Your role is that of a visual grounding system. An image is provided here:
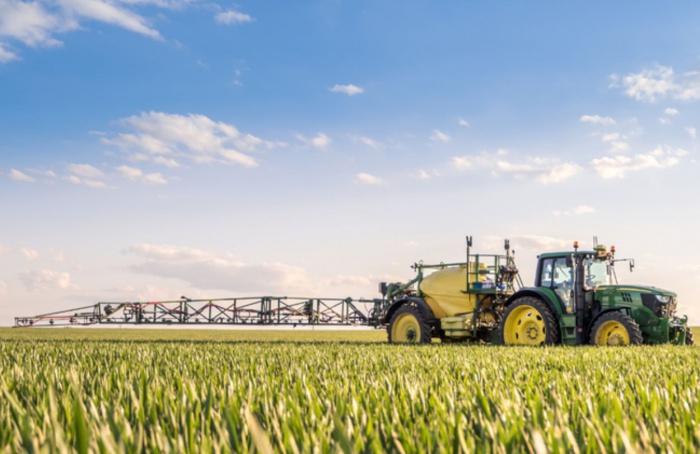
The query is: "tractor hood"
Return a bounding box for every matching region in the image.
[596,285,676,298]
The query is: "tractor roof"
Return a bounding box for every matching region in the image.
[538,250,597,259]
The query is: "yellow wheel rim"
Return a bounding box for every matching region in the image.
[594,320,630,346]
[503,305,547,345]
[391,313,421,343]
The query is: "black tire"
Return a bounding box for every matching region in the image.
[686,328,695,346]
[387,305,432,344]
[498,296,560,346]
[589,311,643,346]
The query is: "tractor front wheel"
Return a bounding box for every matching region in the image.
[388,305,432,344]
[590,311,643,346]
[686,327,695,346]
[499,297,560,346]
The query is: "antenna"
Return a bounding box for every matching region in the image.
[593,236,598,248]
[466,235,472,263]
[466,236,473,292]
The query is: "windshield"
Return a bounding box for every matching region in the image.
[584,258,610,287]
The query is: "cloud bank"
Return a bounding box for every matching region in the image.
[104,111,280,168]
[127,243,315,294]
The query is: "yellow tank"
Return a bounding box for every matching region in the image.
[419,264,485,318]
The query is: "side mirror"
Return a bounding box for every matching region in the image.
[629,260,635,272]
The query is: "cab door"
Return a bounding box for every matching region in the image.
[538,257,574,313]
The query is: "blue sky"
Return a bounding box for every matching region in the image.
[1,1,700,325]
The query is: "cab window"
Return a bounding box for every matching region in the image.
[539,258,554,287]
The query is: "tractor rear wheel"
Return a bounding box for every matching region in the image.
[686,327,695,346]
[388,305,432,344]
[499,297,559,346]
[590,311,643,346]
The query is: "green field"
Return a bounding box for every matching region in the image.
[1,327,699,453]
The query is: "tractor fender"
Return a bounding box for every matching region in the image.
[505,288,561,319]
[382,297,435,324]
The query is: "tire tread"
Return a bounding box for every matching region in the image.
[589,311,643,345]
[498,296,560,345]
[387,304,432,344]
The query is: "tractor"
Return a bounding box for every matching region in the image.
[380,237,693,346]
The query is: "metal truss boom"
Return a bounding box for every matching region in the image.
[14,296,386,328]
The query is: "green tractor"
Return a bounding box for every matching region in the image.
[381,237,693,346]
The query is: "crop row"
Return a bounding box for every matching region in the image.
[0,335,698,452]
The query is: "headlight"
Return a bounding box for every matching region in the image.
[656,295,671,304]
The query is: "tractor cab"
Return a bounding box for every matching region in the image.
[536,243,613,313]
[516,241,691,345]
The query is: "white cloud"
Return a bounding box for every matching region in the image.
[615,64,700,102]
[351,135,383,150]
[574,205,595,215]
[0,42,18,62]
[354,172,384,186]
[617,65,677,102]
[454,151,580,184]
[116,0,193,8]
[152,156,180,168]
[58,0,162,40]
[601,133,620,142]
[116,165,167,185]
[296,132,331,149]
[659,117,671,125]
[413,169,435,180]
[495,159,582,184]
[67,163,104,178]
[0,280,7,296]
[610,141,629,153]
[214,9,253,25]
[0,244,6,254]
[452,149,583,184]
[19,269,74,291]
[430,129,450,143]
[664,108,679,116]
[8,168,36,182]
[28,168,57,178]
[65,175,108,188]
[580,115,616,126]
[0,0,182,62]
[20,247,38,260]
[591,145,686,179]
[458,118,470,127]
[104,111,276,167]
[686,127,697,139]
[329,84,364,96]
[127,243,316,294]
[64,162,108,188]
[0,0,66,48]
[452,156,474,169]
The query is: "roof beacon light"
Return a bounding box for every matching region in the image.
[611,245,616,256]
[573,241,579,251]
